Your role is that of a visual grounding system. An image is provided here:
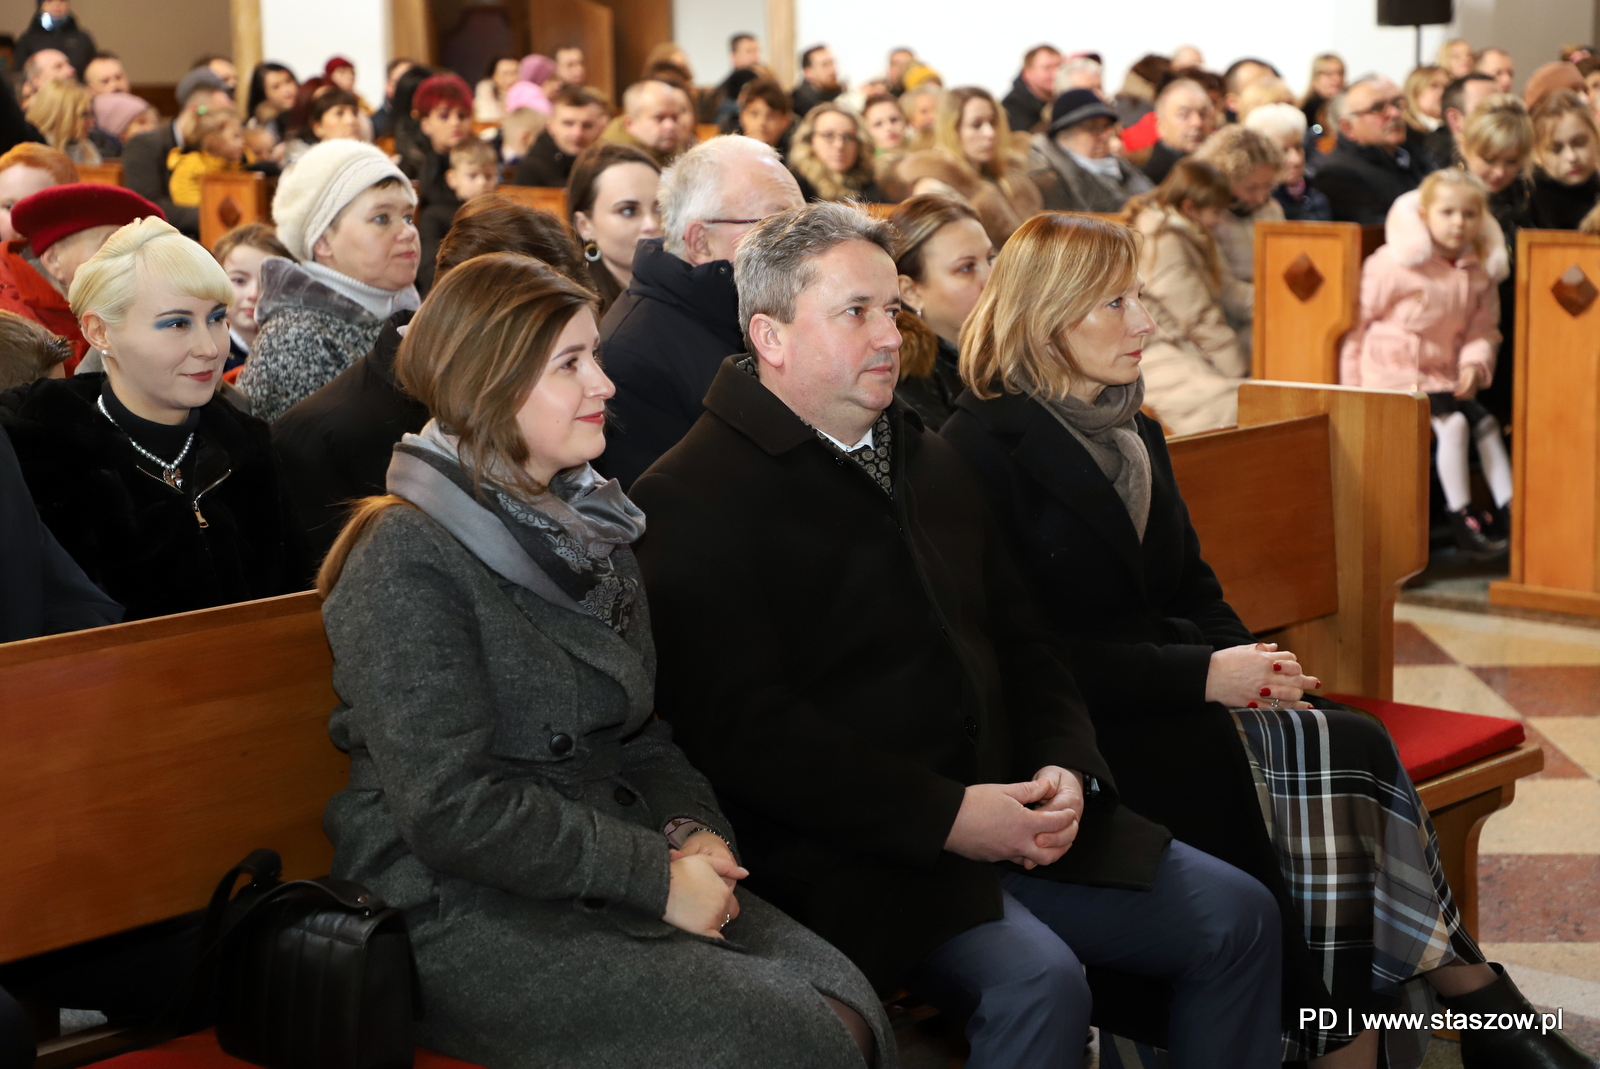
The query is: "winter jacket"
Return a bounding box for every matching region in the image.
[1210,197,1285,357]
[1140,140,1185,186]
[1272,182,1333,221]
[237,259,397,424]
[596,238,743,488]
[1529,169,1600,231]
[0,374,308,622]
[1028,135,1153,214]
[1001,75,1047,134]
[122,123,199,238]
[167,149,238,208]
[1339,190,1508,394]
[1130,205,1249,435]
[898,149,1044,247]
[14,11,96,81]
[1310,134,1424,225]
[272,310,423,563]
[511,130,577,188]
[791,81,842,119]
[0,238,87,371]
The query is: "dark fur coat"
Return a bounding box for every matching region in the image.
[0,375,310,621]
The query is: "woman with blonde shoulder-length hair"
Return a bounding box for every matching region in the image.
[26,78,101,165]
[316,251,891,1069]
[897,85,1042,246]
[0,216,308,621]
[940,210,1591,1069]
[788,103,892,204]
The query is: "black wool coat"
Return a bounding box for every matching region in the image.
[940,389,1327,1013]
[120,124,199,238]
[1529,169,1600,231]
[631,358,1170,993]
[597,239,744,488]
[1310,134,1424,226]
[0,375,309,622]
[511,131,577,188]
[273,310,423,565]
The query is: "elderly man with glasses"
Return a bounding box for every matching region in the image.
[598,134,805,487]
[1310,75,1425,224]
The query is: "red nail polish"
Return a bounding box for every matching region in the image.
[1247,701,1259,708]
[1260,687,1272,697]
[1315,681,1322,688]
[1272,663,1282,672]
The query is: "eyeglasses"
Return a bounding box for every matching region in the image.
[704,218,766,226]
[814,131,858,144]
[1352,96,1405,118]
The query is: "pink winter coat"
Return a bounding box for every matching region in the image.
[1339,189,1509,393]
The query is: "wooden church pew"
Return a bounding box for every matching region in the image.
[197,171,272,251]
[497,183,568,218]
[1489,229,1600,619]
[75,162,123,187]
[1251,221,1386,384]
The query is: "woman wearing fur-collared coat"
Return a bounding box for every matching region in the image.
[318,253,892,1069]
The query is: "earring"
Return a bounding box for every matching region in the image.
[583,242,601,263]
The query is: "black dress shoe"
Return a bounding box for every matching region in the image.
[1451,507,1509,560]
[1440,963,1597,1068]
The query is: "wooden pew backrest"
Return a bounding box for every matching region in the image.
[198,171,271,251]
[1169,381,1428,698]
[1490,229,1600,618]
[499,184,570,219]
[0,592,343,964]
[76,162,123,187]
[1252,220,1362,384]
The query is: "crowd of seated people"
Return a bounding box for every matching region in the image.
[3,18,1600,1069]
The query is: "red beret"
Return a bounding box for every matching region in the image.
[324,55,354,78]
[12,183,165,257]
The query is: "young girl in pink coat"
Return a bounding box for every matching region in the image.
[1340,169,1513,558]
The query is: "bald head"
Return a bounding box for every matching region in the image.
[1156,79,1214,153]
[84,56,129,96]
[623,80,690,156]
[24,49,73,90]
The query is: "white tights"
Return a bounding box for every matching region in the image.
[1432,411,1513,513]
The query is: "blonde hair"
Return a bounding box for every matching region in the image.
[318,252,596,594]
[1437,38,1475,69]
[189,107,241,157]
[1192,125,1283,184]
[1235,77,1294,122]
[1402,65,1448,131]
[1302,52,1344,107]
[26,79,93,154]
[960,212,1139,401]
[1418,168,1492,260]
[935,86,1021,188]
[69,217,233,327]
[1461,94,1533,163]
[789,103,877,201]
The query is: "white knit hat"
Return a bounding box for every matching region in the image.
[272,140,415,263]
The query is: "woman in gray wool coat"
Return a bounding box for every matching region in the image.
[316,251,892,1068]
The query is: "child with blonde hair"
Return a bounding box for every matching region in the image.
[1341,169,1513,557]
[167,108,246,208]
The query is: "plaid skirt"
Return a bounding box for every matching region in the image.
[1230,704,1485,1066]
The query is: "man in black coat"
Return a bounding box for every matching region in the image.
[630,203,1282,1067]
[13,0,95,81]
[1141,77,1214,186]
[0,421,121,641]
[120,68,230,239]
[597,135,803,487]
[791,44,843,118]
[511,88,605,187]
[1001,44,1060,133]
[1311,76,1425,225]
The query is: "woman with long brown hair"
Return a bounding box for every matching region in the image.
[566,141,662,312]
[316,251,890,1069]
[788,103,891,204]
[899,85,1042,246]
[941,210,1591,1069]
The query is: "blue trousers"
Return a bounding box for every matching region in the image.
[907,841,1281,1069]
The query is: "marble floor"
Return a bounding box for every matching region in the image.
[1395,601,1600,1062]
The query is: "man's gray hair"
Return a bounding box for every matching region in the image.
[735,201,895,347]
[659,134,785,258]
[1327,74,1383,128]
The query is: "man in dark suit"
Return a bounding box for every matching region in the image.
[630,202,1282,1067]
[119,67,230,238]
[1311,76,1426,225]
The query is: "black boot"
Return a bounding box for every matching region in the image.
[1440,963,1597,1067]
[1451,507,1509,559]
[1488,502,1512,543]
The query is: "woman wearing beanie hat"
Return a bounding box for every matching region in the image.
[92,91,160,146]
[236,139,421,422]
[0,182,163,373]
[0,216,309,621]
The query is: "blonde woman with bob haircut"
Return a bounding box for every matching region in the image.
[898,85,1042,246]
[25,78,101,165]
[315,250,889,1069]
[942,210,1580,1069]
[0,216,308,622]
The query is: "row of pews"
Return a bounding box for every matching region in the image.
[1255,221,1600,620]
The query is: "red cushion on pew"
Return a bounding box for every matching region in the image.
[87,1029,484,1069]
[1326,693,1525,782]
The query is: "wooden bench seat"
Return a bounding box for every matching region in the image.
[90,1029,480,1069]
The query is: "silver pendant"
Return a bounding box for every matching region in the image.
[164,467,183,491]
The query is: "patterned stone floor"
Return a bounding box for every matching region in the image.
[1395,602,1600,1063]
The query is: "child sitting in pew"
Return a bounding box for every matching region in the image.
[167,107,246,208]
[1340,168,1514,559]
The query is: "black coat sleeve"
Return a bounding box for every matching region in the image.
[632,469,969,870]
[121,132,199,238]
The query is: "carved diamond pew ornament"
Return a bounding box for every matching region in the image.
[1551,264,1598,317]
[1283,253,1324,302]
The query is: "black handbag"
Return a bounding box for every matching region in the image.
[192,848,420,1069]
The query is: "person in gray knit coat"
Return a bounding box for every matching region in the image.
[317,253,892,1068]
[238,140,422,423]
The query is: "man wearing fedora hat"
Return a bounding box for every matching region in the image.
[1028,88,1153,213]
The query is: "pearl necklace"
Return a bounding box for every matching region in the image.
[97,394,195,491]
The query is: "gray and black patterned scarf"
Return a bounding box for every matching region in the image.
[389,421,645,634]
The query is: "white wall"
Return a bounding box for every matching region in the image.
[260,0,390,107]
[792,0,1591,101]
[676,0,766,87]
